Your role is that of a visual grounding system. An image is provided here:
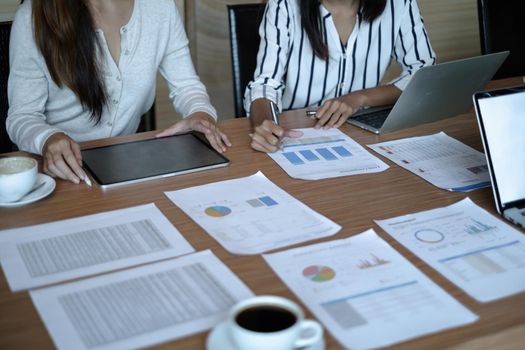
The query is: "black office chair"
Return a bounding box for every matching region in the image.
[0,21,16,154]
[477,0,525,79]
[137,101,156,132]
[227,3,267,118]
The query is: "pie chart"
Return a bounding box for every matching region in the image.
[204,205,232,217]
[414,229,444,243]
[302,265,335,282]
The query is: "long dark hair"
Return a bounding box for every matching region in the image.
[25,0,107,123]
[301,0,387,60]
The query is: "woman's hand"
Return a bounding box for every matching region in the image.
[248,98,303,153]
[42,133,88,184]
[156,112,231,153]
[313,86,401,129]
[250,120,303,153]
[314,91,367,129]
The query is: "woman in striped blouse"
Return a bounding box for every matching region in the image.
[245,0,435,152]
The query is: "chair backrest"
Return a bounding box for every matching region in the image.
[477,0,525,79]
[137,102,156,133]
[1,21,16,154]
[227,3,266,118]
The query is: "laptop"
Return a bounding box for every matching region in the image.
[347,51,509,134]
[82,133,229,189]
[473,85,525,228]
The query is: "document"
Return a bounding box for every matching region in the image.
[30,250,254,350]
[375,198,525,302]
[165,172,341,255]
[268,128,388,180]
[368,132,490,191]
[0,204,194,291]
[263,229,477,350]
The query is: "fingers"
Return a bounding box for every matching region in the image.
[156,114,232,154]
[43,136,84,184]
[315,99,353,129]
[250,133,281,153]
[315,100,341,129]
[194,119,228,153]
[71,141,82,163]
[250,120,284,153]
[203,126,227,153]
[220,131,232,148]
[69,141,88,180]
[188,115,232,153]
[315,102,330,122]
[284,129,304,138]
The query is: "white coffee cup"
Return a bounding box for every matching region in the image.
[0,156,38,203]
[228,295,323,350]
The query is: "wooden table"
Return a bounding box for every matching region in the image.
[1,77,524,350]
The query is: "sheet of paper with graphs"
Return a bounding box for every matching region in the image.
[268,128,388,180]
[263,229,477,350]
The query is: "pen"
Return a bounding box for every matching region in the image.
[270,101,280,126]
[306,110,317,118]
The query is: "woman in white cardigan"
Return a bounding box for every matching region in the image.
[7,0,231,184]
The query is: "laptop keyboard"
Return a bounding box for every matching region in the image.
[350,109,391,129]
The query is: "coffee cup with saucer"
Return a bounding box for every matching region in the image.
[206,295,325,350]
[0,156,56,207]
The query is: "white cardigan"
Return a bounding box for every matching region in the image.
[7,0,217,155]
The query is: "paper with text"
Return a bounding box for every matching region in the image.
[375,198,525,302]
[30,250,254,350]
[165,172,341,255]
[0,204,194,291]
[263,229,477,350]
[368,132,490,191]
[268,128,388,180]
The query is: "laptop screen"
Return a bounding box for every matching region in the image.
[476,88,525,207]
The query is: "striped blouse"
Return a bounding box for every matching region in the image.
[244,0,436,113]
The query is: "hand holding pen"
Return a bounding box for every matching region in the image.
[249,99,303,153]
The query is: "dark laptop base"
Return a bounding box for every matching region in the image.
[347,106,393,134]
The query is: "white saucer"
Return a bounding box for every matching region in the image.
[206,321,325,350]
[0,173,56,208]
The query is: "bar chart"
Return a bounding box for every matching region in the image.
[269,128,388,180]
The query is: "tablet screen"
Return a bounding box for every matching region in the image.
[82,133,229,187]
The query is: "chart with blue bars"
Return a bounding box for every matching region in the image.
[280,134,355,165]
[269,128,389,180]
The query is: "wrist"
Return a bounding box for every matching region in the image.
[189,111,216,123]
[340,91,368,109]
[249,98,273,130]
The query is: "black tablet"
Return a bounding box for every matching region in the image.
[81,133,229,188]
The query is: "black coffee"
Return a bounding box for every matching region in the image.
[235,305,297,333]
